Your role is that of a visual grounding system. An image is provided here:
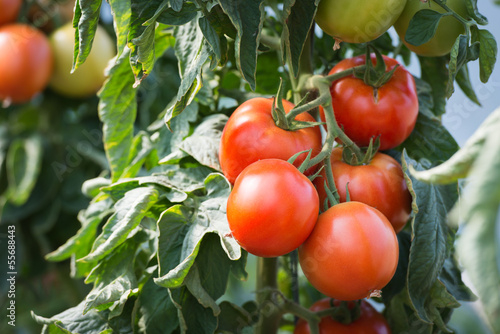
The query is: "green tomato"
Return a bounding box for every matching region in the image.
[394,0,468,57]
[315,0,406,43]
[49,23,115,98]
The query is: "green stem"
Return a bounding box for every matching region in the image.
[260,34,282,52]
[255,257,281,334]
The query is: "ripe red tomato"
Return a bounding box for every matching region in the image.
[219,97,323,184]
[294,299,391,334]
[315,0,406,44]
[0,0,22,25]
[0,24,53,104]
[227,159,319,258]
[324,55,418,150]
[314,148,411,233]
[49,23,115,98]
[299,201,398,301]
[394,0,467,57]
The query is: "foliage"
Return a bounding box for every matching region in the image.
[0,0,498,333]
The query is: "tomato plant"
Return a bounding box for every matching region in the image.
[294,299,391,334]
[219,97,322,184]
[299,201,399,301]
[227,159,319,257]
[314,147,411,233]
[394,0,468,57]
[49,23,115,98]
[0,0,21,25]
[314,0,405,44]
[0,23,53,104]
[323,54,418,150]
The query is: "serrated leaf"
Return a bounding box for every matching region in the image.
[218,0,266,90]
[155,174,240,288]
[281,0,320,78]
[46,197,114,262]
[6,134,43,206]
[414,77,435,120]
[178,114,228,171]
[455,63,480,106]
[156,2,198,25]
[472,27,498,83]
[418,56,448,117]
[465,0,488,25]
[73,0,102,71]
[447,34,469,98]
[80,187,159,262]
[401,151,458,323]
[97,47,136,182]
[397,113,459,163]
[405,9,445,46]
[135,278,178,334]
[439,257,476,302]
[108,0,131,55]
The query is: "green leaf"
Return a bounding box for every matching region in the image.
[217,301,255,332]
[439,257,476,302]
[447,34,469,98]
[177,114,228,171]
[281,0,319,78]
[454,111,500,332]
[135,278,179,334]
[199,4,235,66]
[156,2,198,25]
[410,107,500,184]
[397,113,459,163]
[218,0,266,90]
[80,187,159,262]
[72,0,102,71]
[471,27,498,83]
[464,0,488,25]
[45,197,114,263]
[166,20,211,126]
[405,9,446,46]
[382,232,411,304]
[169,287,218,334]
[414,77,435,120]
[97,48,136,182]
[120,131,154,179]
[5,134,43,206]
[401,152,458,323]
[155,174,240,288]
[108,0,131,55]
[418,56,448,117]
[455,64,481,106]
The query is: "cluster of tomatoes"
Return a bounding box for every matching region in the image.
[0,0,114,106]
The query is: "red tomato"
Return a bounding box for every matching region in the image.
[227,159,319,257]
[0,24,53,104]
[219,97,323,184]
[299,202,398,301]
[324,55,418,150]
[314,148,411,233]
[294,299,391,334]
[0,0,22,25]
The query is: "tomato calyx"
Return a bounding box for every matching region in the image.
[272,80,324,132]
[341,136,381,166]
[353,46,399,93]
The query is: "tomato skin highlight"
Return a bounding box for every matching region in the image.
[49,23,115,98]
[315,0,405,43]
[314,148,411,233]
[324,55,418,151]
[219,97,322,184]
[0,24,53,104]
[298,201,398,301]
[394,0,468,57]
[293,299,391,334]
[227,159,319,258]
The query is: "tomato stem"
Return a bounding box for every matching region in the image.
[255,257,281,334]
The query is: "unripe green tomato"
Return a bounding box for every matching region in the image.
[394,0,468,57]
[315,0,406,43]
[49,23,115,98]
